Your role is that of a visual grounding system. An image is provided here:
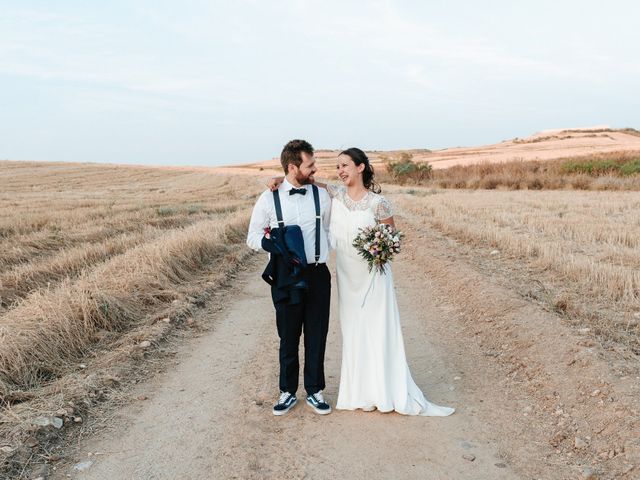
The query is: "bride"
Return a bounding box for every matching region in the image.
[271,148,454,416]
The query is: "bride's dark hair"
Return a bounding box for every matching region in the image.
[340,147,381,193]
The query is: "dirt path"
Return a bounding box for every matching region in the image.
[49,229,588,479]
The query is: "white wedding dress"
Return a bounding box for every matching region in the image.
[328,185,455,416]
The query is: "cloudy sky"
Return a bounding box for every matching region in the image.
[1,0,639,166]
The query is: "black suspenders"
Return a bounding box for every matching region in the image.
[272,185,321,265]
[312,185,320,265]
[272,188,285,229]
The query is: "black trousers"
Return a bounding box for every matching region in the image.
[274,263,331,396]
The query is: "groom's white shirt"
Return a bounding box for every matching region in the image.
[246,179,332,264]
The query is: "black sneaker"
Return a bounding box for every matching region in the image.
[273,391,297,416]
[306,390,331,415]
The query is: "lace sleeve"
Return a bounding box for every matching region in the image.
[374,195,393,221]
[325,183,343,199]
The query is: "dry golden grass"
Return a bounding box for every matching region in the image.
[407,151,640,191]
[0,161,261,475]
[3,157,639,475]
[1,215,247,388]
[395,188,640,351]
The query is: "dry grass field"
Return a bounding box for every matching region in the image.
[394,188,640,353]
[0,161,261,476]
[410,151,640,191]
[1,158,639,478]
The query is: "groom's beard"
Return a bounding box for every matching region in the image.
[295,171,314,185]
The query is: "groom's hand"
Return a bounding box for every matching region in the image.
[261,228,282,255]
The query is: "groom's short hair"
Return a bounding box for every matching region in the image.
[281,139,314,174]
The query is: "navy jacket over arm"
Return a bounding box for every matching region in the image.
[261,226,308,305]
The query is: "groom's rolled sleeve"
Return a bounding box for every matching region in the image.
[246,191,272,251]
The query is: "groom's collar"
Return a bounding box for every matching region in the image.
[282,178,308,192]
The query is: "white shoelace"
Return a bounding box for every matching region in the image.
[278,391,291,404]
[312,390,325,403]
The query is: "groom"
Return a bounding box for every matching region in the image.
[246,139,332,416]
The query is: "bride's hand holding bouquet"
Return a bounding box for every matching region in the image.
[352,223,404,274]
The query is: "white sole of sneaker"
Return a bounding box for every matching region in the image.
[306,399,332,415]
[272,398,297,416]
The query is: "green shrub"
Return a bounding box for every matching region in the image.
[156,206,177,216]
[561,158,640,176]
[385,153,433,184]
[186,203,204,215]
[620,159,640,175]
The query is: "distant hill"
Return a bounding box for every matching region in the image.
[220,127,640,177]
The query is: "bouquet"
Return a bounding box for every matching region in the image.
[352,223,404,274]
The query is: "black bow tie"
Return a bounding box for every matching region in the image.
[289,188,307,196]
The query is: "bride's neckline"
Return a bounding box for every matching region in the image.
[345,189,369,203]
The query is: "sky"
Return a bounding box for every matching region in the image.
[1,0,639,166]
